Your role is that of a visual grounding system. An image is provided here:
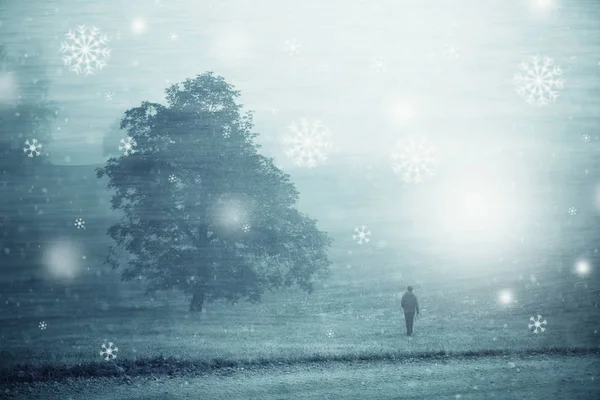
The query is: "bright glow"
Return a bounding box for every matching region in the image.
[435,179,517,241]
[499,290,513,304]
[44,240,82,279]
[575,259,591,276]
[532,0,556,10]
[210,25,252,65]
[131,18,147,34]
[0,72,17,105]
[390,99,418,125]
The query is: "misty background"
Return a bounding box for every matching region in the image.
[1,0,600,373]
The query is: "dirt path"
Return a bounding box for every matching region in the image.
[6,354,600,400]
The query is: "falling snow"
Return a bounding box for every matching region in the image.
[74,218,86,229]
[514,55,564,107]
[60,25,111,75]
[390,136,437,184]
[283,119,332,168]
[100,342,118,361]
[528,315,547,333]
[352,226,371,244]
[23,138,42,157]
[118,137,137,156]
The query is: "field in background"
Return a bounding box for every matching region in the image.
[1,164,599,371]
[1,250,598,370]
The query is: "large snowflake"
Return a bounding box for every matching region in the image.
[118,137,137,156]
[352,226,371,244]
[390,136,437,183]
[514,55,564,107]
[528,315,547,334]
[60,25,111,75]
[23,138,42,157]
[283,119,332,168]
[100,342,118,361]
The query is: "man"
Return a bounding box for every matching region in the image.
[401,286,420,336]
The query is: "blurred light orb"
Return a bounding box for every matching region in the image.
[131,18,147,34]
[390,99,418,125]
[533,0,555,9]
[0,72,17,105]
[575,259,591,276]
[44,240,82,279]
[499,290,513,304]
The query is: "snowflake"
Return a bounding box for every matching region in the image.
[39,321,47,330]
[242,223,251,232]
[390,136,437,184]
[104,92,113,101]
[168,174,178,183]
[284,39,301,56]
[568,207,577,216]
[582,134,591,142]
[223,126,231,139]
[283,119,332,168]
[23,138,42,157]
[352,226,371,244]
[444,45,459,59]
[326,329,335,338]
[74,218,86,229]
[528,314,547,333]
[514,55,564,107]
[169,32,178,41]
[100,342,118,361]
[118,137,137,156]
[60,25,111,75]
[371,56,386,73]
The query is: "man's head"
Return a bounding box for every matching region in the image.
[407,286,413,292]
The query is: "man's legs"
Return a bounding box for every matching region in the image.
[404,311,415,336]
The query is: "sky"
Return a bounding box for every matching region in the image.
[2,0,600,268]
[1,0,598,166]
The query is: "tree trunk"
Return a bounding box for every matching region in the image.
[189,289,205,312]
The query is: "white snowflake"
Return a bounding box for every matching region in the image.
[169,32,178,41]
[514,55,564,107]
[60,25,111,75]
[23,138,42,157]
[104,92,113,101]
[223,126,231,139]
[283,119,332,168]
[242,223,251,232]
[100,342,118,361]
[352,226,371,245]
[168,174,178,183]
[74,218,86,229]
[38,321,47,330]
[390,136,437,184]
[284,39,301,56]
[582,134,591,142]
[118,137,137,156]
[326,329,335,338]
[444,45,459,59]
[528,315,547,333]
[370,56,386,73]
[568,207,577,216]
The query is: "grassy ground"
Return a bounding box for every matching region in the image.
[1,261,598,372]
[6,353,600,399]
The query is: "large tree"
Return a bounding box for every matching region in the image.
[97,73,332,312]
[0,45,57,273]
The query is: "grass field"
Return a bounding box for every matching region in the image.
[1,251,598,374]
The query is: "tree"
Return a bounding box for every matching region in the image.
[97,73,332,312]
[0,45,57,274]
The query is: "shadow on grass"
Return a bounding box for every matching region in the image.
[2,346,599,385]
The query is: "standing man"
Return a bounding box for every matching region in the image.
[401,286,420,336]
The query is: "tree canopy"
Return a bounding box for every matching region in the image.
[97,72,332,312]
